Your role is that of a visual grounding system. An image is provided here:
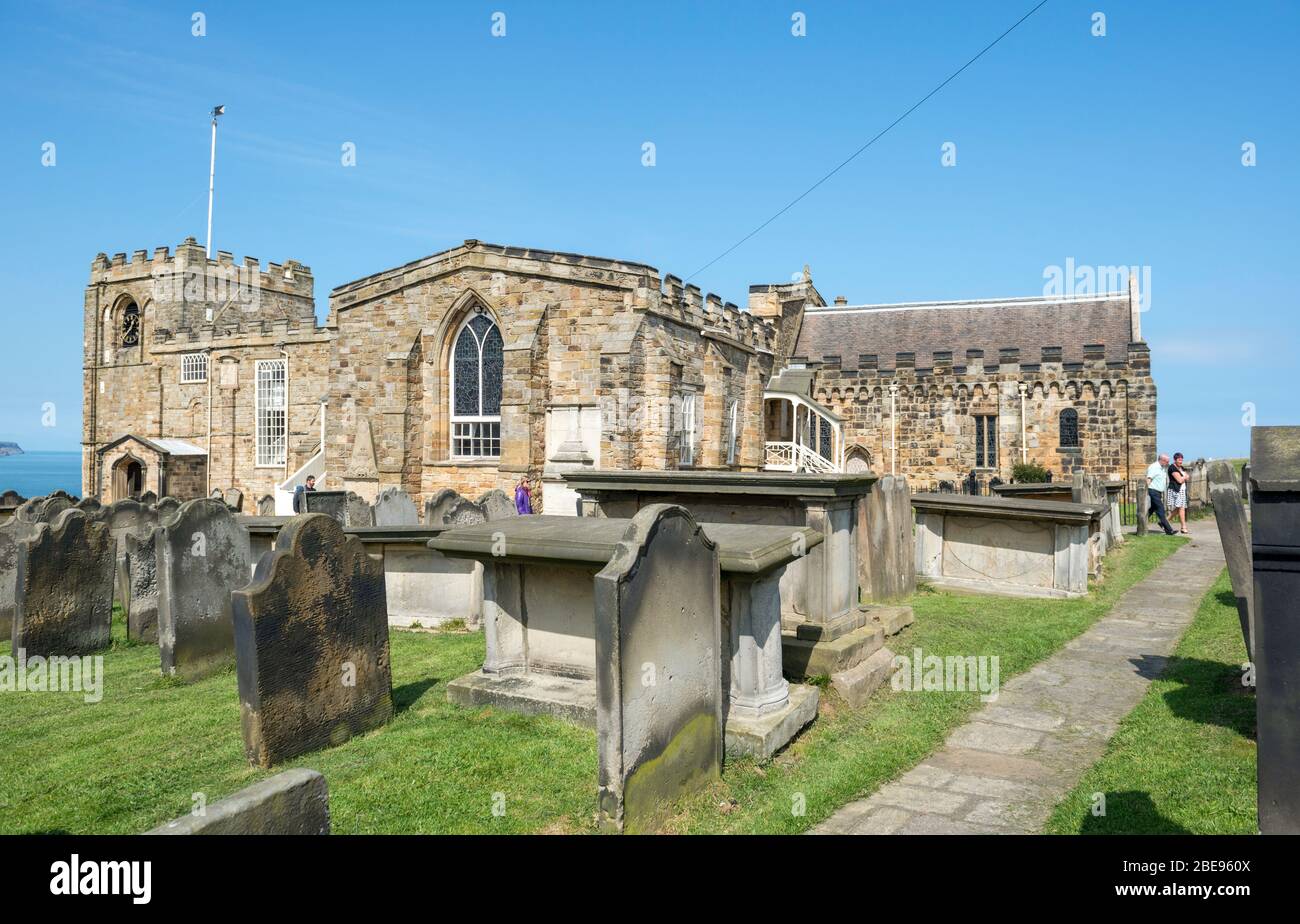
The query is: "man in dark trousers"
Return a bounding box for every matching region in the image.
[292,475,316,514]
[1145,453,1176,535]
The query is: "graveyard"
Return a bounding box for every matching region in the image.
[0,430,1285,837]
[0,494,1190,834]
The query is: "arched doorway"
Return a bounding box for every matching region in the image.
[112,454,145,501]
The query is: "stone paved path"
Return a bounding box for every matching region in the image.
[813,519,1225,834]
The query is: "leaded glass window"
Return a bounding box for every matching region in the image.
[678,391,697,466]
[1059,408,1080,448]
[725,398,739,465]
[450,310,503,458]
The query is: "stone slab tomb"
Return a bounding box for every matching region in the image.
[232,514,393,768]
[563,470,889,683]
[145,768,330,835]
[431,511,820,763]
[912,493,1100,599]
[12,509,115,657]
[156,498,252,679]
[1208,460,1253,658]
[594,505,722,833]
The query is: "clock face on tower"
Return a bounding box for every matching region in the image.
[121,303,140,346]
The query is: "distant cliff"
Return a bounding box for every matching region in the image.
[0,442,23,457]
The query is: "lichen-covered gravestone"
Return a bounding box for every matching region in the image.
[373,487,419,526]
[594,504,721,833]
[12,509,115,657]
[156,499,252,679]
[232,514,393,768]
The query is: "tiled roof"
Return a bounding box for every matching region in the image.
[792,293,1135,370]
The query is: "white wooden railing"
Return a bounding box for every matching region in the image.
[764,441,837,474]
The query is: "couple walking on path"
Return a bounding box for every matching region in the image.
[1145,452,1191,535]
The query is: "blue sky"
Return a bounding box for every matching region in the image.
[1,0,1295,457]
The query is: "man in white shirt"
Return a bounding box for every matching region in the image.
[1146,454,1175,535]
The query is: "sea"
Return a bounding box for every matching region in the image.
[0,451,83,498]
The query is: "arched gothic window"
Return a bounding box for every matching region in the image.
[1059,407,1080,448]
[120,300,140,346]
[450,310,503,458]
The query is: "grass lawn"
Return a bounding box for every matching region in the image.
[0,534,1184,834]
[1044,569,1257,834]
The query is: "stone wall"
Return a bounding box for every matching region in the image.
[325,242,777,511]
[809,343,1155,489]
[82,238,331,505]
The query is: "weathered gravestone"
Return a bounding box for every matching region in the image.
[257,495,275,516]
[594,505,721,833]
[424,488,479,526]
[223,488,244,512]
[145,768,330,835]
[0,520,39,642]
[1249,426,1300,834]
[859,475,915,602]
[1208,461,1253,658]
[479,489,518,521]
[105,499,160,625]
[124,530,160,643]
[16,494,73,525]
[0,495,79,639]
[156,496,181,519]
[0,491,25,527]
[232,514,393,768]
[156,498,252,679]
[12,509,115,657]
[373,487,419,526]
[140,490,158,505]
[303,490,373,527]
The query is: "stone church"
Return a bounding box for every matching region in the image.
[81,236,1156,512]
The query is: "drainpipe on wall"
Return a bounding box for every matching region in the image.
[889,382,899,476]
[205,348,214,496]
[1018,381,1028,464]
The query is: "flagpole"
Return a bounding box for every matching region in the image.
[205,105,224,259]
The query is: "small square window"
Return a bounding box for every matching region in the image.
[181,352,208,383]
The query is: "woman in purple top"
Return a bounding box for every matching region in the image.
[514,476,533,515]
